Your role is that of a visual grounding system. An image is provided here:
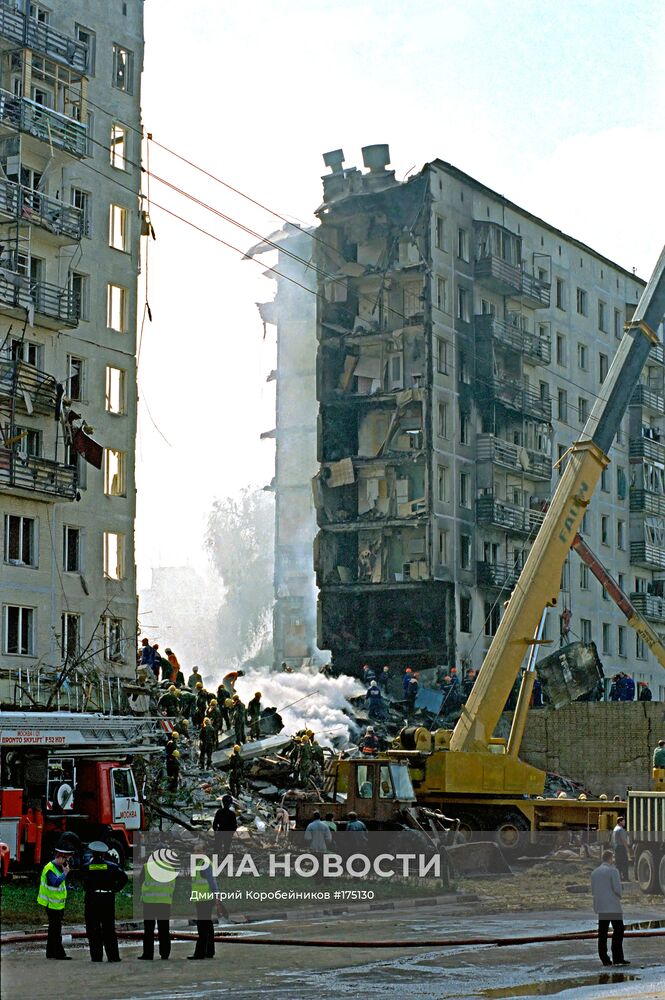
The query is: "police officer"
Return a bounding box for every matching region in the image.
[37,840,74,960]
[80,841,128,962]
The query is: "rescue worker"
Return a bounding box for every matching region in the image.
[246,692,262,741]
[361,664,376,685]
[366,681,385,721]
[654,739,665,768]
[166,748,181,792]
[462,669,476,700]
[37,840,74,960]
[138,853,175,960]
[164,647,181,683]
[212,793,238,855]
[406,675,419,714]
[402,667,413,697]
[193,682,209,728]
[189,847,220,960]
[228,744,244,797]
[308,731,325,769]
[179,685,195,721]
[187,665,201,689]
[297,735,313,785]
[638,681,652,702]
[231,694,246,744]
[358,726,380,755]
[199,717,217,770]
[207,699,223,742]
[216,684,231,729]
[377,665,390,692]
[158,684,180,717]
[80,841,128,962]
[222,669,244,696]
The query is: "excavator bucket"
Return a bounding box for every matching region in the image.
[536,641,604,708]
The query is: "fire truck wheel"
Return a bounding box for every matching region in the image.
[105,836,126,868]
[635,848,659,894]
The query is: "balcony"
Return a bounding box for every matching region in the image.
[475,314,551,365]
[0,90,87,158]
[630,543,665,572]
[0,267,78,328]
[630,489,665,518]
[476,433,552,481]
[481,373,552,421]
[0,177,84,240]
[0,7,88,73]
[476,492,545,536]
[631,384,665,414]
[474,255,550,308]
[629,592,665,622]
[0,447,77,500]
[650,342,664,366]
[629,436,665,463]
[476,560,522,589]
[0,357,57,415]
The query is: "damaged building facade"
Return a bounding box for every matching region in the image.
[313,145,665,697]
[0,1,144,703]
[251,227,319,669]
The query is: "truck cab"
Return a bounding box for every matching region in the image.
[296,758,417,829]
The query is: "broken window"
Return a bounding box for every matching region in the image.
[16,427,41,457]
[70,272,89,320]
[10,338,42,367]
[109,204,129,251]
[61,612,81,661]
[104,616,124,661]
[71,188,91,236]
[4,515,36,566]
[107,283,128,332]
[75,24,96,73]
[103,531,125,579]
[106,366,127,414]
[104,449,126,496]
[63,526,81,572]
[112,44,133,93]
[110,123,128,169]
[66,355,84,400]
[3,605,35,655]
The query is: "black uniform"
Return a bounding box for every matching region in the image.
[79,854,128,961]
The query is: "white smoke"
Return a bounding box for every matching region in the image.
[228,667,365,746]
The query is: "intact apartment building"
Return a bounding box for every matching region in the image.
[0,1,143,703]
[312,144,665,699]
[250,227,319,669]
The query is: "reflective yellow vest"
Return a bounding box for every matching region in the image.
[140,863,177,906]
[37,861,67,910]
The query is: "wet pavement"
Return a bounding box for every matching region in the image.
[2,905,664,1000]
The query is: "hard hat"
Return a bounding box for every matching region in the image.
[255,691,262,698]
[405,668,412,673]
[172,749,180,758]
[195,682,203,689]
[168,685,176,693]
[209,698,218,706]
[225,698,234,708]
[366,726,374,733]
[88,841,109,855]
[202,717,210,726]
[233,745,241,752]
[171,731,180,739]
[165,648,173,654]
[578,793,587,800]
[557,791,568,799]
[599,793,608,800]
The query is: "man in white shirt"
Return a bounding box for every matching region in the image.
[304,811,333,855]
[591,849,628,967]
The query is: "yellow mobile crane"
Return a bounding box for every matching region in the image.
[384,245,665,844]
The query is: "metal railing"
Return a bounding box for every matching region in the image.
[476,493,545,535]
[0,265,78,326]
[474,255,550,307]
[630,543,665,572]
[0,176,83,239]
[629,489,665,517]
[631,384,665,414]
[476,560,523,589]
[0,90,87,158]
[629,436,665,463]
[475,314,551,364]
[629,591,665,621]
[476,433,552,480]
[0,356,57,415]
[0,6,88,72]
[0,447,77,499]
[483,373,552,421]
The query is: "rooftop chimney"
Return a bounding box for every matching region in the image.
[362,144,391,173]
[322,149,345,174]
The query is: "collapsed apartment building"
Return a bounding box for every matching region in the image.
[310,145,665,693]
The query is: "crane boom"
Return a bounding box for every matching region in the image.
[450,245,665,753]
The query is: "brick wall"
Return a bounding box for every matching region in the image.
[500,702,665,796]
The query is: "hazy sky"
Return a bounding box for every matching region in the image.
[135,0,665,589]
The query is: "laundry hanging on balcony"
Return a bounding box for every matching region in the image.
[72,427,102,469]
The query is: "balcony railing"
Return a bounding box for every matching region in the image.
[0,177,83,240]
[650,342,664,366]
[476,560,523,589]
[476,493,545,536]
[0,447,77,500]
[630,543,665,572]
[0,6,88,72]
[629,591,665,622]
[631,384,665,414]
[0,356,57,415]
[630,489,665,517]
[476,433,552,480]
[482,373,552,421]
[0,266,78,327]
[475,314,551,365]
[0,90,87,158]
[474,255,550,308]
[629,436,665,463]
